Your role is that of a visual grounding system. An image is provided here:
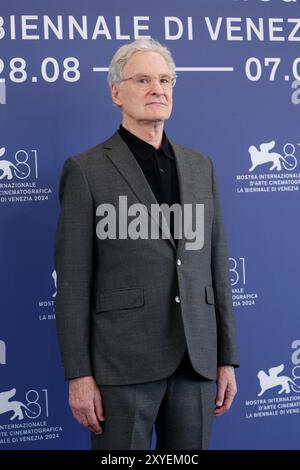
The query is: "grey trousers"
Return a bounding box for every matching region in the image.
[91,349,215,450]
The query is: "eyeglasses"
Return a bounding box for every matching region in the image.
[118,73,177,90]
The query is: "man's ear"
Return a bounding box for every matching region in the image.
[111,84,122,108]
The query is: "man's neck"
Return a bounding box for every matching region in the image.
[121,120,164,149]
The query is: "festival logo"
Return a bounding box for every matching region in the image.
[229,257,259,309]
[0,389,38,421]
[0,386,64,446]
[257,364,300,396]
[0,147,26,181]
[52,270,57,298]
[36,269,57,321]
[0,146,53,205]
[236,141,300,194]
[244,340,300,420]
[248,141,296,172]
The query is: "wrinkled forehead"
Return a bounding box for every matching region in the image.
[122,50,171,76]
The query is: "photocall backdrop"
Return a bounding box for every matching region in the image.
[1,0,300,450]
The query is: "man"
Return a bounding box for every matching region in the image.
[54,38,239,450]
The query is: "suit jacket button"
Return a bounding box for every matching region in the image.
[177,259,182,266]
[175,296,181,303]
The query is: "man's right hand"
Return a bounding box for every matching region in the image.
[69,376,105,434]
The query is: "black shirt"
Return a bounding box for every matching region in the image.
[118,124,180,243]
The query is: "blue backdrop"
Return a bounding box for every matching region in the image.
[1,0,300,450]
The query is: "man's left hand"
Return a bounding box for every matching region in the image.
[214,366,237,417]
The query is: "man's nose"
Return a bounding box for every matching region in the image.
[149,78,164,93]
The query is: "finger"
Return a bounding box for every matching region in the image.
[223,391,235,410]
[214,389,236,417]
[72,407,103,434]
[215,381,226,407]
[213,404,227,417]
[94,388,106,422]
[76,411,103,434]
[86,409,103,434]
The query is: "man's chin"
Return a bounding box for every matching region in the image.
[139,116,169,124]
[144,112,171,122]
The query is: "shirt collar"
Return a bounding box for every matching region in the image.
[118,124,174,161]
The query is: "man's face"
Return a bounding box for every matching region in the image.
[111,51,173,126]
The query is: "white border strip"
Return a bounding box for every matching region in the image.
[176,67,234,72]
[93,66,234,73]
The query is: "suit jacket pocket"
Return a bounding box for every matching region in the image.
[96,287,144,313]
[205,285,215,305]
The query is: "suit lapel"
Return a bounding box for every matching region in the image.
[103,132,176,250]
[170,140,196,258]
[103,132,194,255]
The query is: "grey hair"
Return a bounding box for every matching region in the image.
[107,38,176,87]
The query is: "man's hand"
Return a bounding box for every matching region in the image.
[69,376,105,434]
[214,366,237,417]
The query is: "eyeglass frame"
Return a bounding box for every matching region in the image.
[116,73,177,89]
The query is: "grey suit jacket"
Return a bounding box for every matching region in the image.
[54,131,239,385]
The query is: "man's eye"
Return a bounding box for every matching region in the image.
[160,78,170,84]
[137,77,150,84]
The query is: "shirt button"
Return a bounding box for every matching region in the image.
[175,296,181,303]
[177,259,182,266]
[159,168,165,173]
